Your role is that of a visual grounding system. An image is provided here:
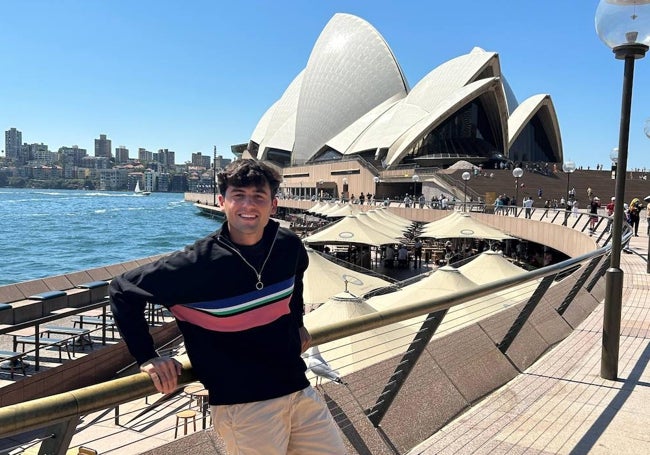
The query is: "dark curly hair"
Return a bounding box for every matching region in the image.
[217,159,282,196]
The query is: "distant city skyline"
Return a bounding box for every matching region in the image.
[1,128,228,166]
[1,2,649,169]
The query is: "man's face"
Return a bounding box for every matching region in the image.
[218,183,278,245]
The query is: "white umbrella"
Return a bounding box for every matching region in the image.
[365,210,410,234]
[303,215,401,246]
[303,248,393,309]
[375,207,413,228]
[304,292,417,376]
[325,204,362,218]
[356,212,406,239]
[367,266,511,337]
[421,212,515,241]
[459,250,539,302]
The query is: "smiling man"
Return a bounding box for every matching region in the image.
[110,159,346,454]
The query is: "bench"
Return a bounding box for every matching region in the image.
[14,336,72,362]
[0,303,11,324]
[77,281,110,303]
[28,290,69,313]
[43,325,94,351]
[28,290,67,300]
[0,350,27,379]
[73,316,117,338]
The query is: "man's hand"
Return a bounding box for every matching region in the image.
[140,357,183,394]
[299,326,312,353]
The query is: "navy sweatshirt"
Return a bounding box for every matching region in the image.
[109,220,310,405]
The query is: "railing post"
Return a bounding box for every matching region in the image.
[366,309,447,427]
[37,417,80,455]
[497,275,555,354]
[556,256,603,315]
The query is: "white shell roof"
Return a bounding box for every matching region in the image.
[254,71,304,155]
[508,94,563,162]
[292,13,408,164]
[249,15,561,167]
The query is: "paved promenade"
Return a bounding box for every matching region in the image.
[409,232,650,455]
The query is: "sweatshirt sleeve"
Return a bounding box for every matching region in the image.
[109,270,159,365]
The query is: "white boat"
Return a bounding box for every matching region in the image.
[134,180,151,196]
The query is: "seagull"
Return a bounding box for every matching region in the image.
[302,346,347,387]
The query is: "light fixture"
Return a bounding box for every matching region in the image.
[461,171,471,212]
[411,174,420,198]
[596,0,650,380]
[562,160,576,225]
[610,147,619,179]
[512,167,524,216]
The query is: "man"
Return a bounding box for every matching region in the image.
[413,238,423,268]
[109,159,346,454]
[523,196,534,219]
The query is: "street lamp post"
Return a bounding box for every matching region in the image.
[373,176,380,202]
[596,0,649,380]
[610,147,619,180]
[512,167,523,217]
[461,171,471,212]
[562,160,576,225]
[411,174,420,199]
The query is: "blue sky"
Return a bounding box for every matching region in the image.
[2,1,649,169]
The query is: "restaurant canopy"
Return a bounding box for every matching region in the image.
[367,265,513,336]
[303,248,394,309]
[325,203,362,218]
[458,250,527,283]
[458,250,540,302]
[356,212,407,239]
[420,212,515,241]
[302,214,401,246]
[304,292,417,376]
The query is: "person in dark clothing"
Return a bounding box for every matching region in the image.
[629,197,643,236]
[109,159,345,454]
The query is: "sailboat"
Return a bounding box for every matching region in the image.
[134,180,151,196]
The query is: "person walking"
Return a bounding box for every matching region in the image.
[629,197,643,236]
[589,197,601,234]
[109,159,346,454]
[523,196,534,219]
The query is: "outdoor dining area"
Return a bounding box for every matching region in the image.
[0,299,170,378]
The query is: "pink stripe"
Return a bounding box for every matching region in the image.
[171,297,291,332]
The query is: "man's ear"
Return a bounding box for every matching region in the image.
[271,197,278,215]
[218,194,225,207]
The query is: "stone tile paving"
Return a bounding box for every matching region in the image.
[409,234,650,454]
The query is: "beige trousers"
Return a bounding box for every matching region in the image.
[212,386,346,454]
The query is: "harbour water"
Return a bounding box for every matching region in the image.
[0,188,221,286]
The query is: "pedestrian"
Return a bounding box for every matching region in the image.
[523,196,534,219]
[589,197,601,234]
[413,238,423,268]
[629,197,643,236]
[109,159,346,454]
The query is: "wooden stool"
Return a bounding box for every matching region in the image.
[175,409,197,438]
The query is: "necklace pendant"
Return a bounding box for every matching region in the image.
[256,281,263,290]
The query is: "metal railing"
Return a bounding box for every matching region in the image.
[0,214,629,455]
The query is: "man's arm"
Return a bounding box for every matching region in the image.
[109,270,182,394]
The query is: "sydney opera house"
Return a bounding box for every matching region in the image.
[245,13,563,175]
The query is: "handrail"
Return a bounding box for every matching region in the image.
[0,228,618,440]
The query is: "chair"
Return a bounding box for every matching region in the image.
[175,409,197,438]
